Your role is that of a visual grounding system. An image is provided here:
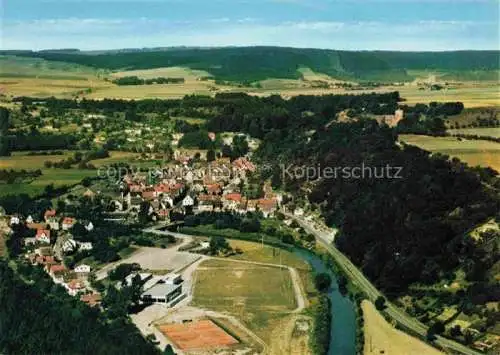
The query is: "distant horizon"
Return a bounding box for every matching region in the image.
[3,45,500,53]
[2,1,499,51]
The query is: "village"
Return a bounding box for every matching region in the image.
[0,144,310,354]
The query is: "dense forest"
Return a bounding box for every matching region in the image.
[2,47,498,82]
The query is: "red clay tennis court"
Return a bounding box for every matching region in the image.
[158,319,239,350]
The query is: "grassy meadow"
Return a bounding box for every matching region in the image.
[399,134,500,172]
[0,151,138,196]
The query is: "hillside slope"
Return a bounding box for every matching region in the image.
[2,47,498,83]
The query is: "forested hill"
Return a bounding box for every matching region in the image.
[2,47,499,82]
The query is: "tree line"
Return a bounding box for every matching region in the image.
[112,76,185,86]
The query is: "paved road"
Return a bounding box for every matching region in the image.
[285,212,482,355]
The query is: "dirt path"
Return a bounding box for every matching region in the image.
[362,300,443,355]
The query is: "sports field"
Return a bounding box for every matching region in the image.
[158,319,239,351]
[399,134,500,172]
[192,259,299,349]
[193,259,296,310]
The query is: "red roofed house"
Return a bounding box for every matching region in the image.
[258,199,278,217]
[66,279,85,296]
[206,183,222,195]
[223,193,242,210]
[80,293,102,307]
[35,229,51,244]
[44,209,57,222]
[233,157,256,173]
[62,217,76,231]
[142,190,155,201]
[49,264,67,283]
[153,183,171,197]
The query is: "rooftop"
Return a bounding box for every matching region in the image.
[142,283,181,298]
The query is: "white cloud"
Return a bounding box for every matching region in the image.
[1,17,498,51]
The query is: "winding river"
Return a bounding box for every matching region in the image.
[294,248,357,355]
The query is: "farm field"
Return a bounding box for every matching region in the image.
[0,151,74,169]
[89,151,140,167]
[0,151,140,196]
[362,300,443,355]
[399,134,500,172]
[192,259,298,347]
[1,55,498,108]
[110,66,212,80]
[395,84,500,108]
[0,169,96,197]
[447,127,500,139]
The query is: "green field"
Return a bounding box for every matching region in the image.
[447,127,500,139]
[0,151,122,196]
[399,134,500,172]
[0,169,96,197]
[193,259,296,310]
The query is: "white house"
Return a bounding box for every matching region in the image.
[10,216,20,226]
[182,195,194,207]
[78,242,93,251]
[185,171,194,183]
[74,264,91,273]
[62,239,77,253]
[47,217,60,230]
[26,215,34,224]
[85,221,94,232]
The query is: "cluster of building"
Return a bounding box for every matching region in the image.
[115,156,282,220]
[8,210,100,307]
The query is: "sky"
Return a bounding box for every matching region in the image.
[1,0,499,51]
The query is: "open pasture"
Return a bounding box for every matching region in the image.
[399,134,500,172]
